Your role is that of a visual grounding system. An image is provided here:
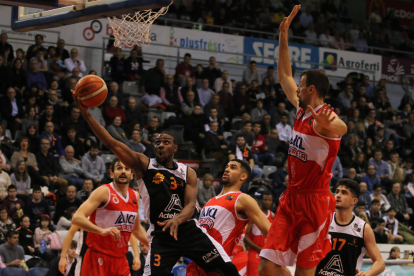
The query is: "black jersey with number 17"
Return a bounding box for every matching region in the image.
[137,158,195,237]
[315,214,366,276]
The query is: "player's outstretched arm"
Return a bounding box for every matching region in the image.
[129,235,141,271]
[157,168,198,240]
[356,224,385,276]
[278,5,301,109]
[308,104,347,137]
[72,90,149,177]
[59,225,80,274]
[72,186,121,240]
[244,221,262,252]
[131,191,150,247]
[237,194,271,236]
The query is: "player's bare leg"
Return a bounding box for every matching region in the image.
[294,266,316,276]
[259,259,292,276]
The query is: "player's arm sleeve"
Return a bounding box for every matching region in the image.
[238,194,271,236]
[175,168,198,225]
[60,225,79,262]
[363,224,385,276]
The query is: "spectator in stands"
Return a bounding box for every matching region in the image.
[197,78,214,107]
[31,49,48,73]
[107,116,128,143]
[203,121,228,171]
[181,90,197,116]
[228,135,262,180]
[126,129,146,154]
[304,22,318,46]
[0,87,24,136]
[36,137,68,190]
[361,165,381,194]
[365,199,382,222]
[0,124,13,160]
[250,99,268,124]
[337,84,354,111]
[333,29,345,50]
[204,107,223,134]
[179,77,200,104]
[3,185,25,225]
[76,178,93,203]
[243,61,261,86]
[104,82,125,108]
[356,75,374,99]
[24,186,49,229]
[214,70,232,94]
[183,104,204,154]
[204,56,221,88]
[0,230,24,267]
[48,240,77,276]
[10,59,27,98]
[276,114,292,143]
[17,216,36,256]
[271,102,292,127]
[260,114,272,136]
[387,182,411,224]
[197,174,216,208]
[299,5,313,28]
[368,150,391,188]
[383,208,407,244]
[354,31,368,52]
[38,104,59,133]
[56,39,69,61]
[217,81,234,120]
[398,38,413,58]
[34,215,52,254]
[109,47,125,83]
[403,113,414,144]
[252,122,274,166]
[61,126,85,160]
[87,107,104,129]
[142,116,162,146]
[10,161,31,199]
[319,28,335,48]
[260,66,277,87]
[175,53,194,87]
[373,218,389,244]
[39,122,64,158]
[141,59,166,106]
[124,97,142,125]
[0,54,9,93]
[64,48,86,77]
[26,59,47,93]
[59,145,84,189]
[233,84,250,117]
[56,206,77,231]
[370,184,391,212]
[0,33,14,64]
[53,185,81,224]
[331,156,343,186]
[339,134,361,167]
[81,145,105,186]
[358,182,371,209]
[0,207,16,244]
[231,121,254,146]
[124,48,144,81]
[203,94,226,124]
[0,158,11,201]
[26,34,46,61]
[44,88,63,119]
[62,107,89,140]
[103,96,126,126]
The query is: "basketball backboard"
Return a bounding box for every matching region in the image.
[3,0,171,32]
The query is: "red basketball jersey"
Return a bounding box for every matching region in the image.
[87,183,138,257]
[247,210,274,252]
[288,105,341,189]
[199,192,249,256]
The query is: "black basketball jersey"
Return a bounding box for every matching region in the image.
[316,214,366,276]
[137,158,193,236]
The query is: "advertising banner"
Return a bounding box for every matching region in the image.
[381,56,414,83]
[169,27,244,64]
[366,0,414,26]
[243,37,319,71]
[318,47,382,79]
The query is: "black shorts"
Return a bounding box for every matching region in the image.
[144,219,231,275]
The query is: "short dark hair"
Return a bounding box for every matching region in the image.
[235,134,245,141]
[32,185,42,192]
[336,179,360,198]
[355,201,365,207]
[184,53,191,58]
[7,185,17,192]
[0,206,6,213]
[20,215,30,222]
[158,131,177,145]
[230,159,251,179]
[6,230,18,239]
[377,218,385,224]
[300,69,330,99]
[260,192,273,199]
[110,157,120,172]
[373,183,381,191]
[35,34,43,40]
[371,199,380,205]
[267,65,274,70]
[388,207,396,213]
[250,61,257,65]
[243,121,252,126]
[90,144,99,150]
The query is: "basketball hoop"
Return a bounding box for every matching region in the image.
[107,1,172,48]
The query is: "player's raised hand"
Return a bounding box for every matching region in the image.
[308,104,335,127]
[157,218,179,240]
[59,257,68,274]
[279,5,301,34]
[101,226,121,241]
[356,269,366,276]
[71,89,89,115]
[132,255,141,270]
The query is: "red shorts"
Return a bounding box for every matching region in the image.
[232,251,248,276]
[260,187,335,268]
[81,249,130,276]
[185,261,219,276]
[247,249,260,276]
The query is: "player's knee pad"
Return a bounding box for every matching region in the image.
[215,261,239,276]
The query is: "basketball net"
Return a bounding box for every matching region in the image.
[107,1,172,48]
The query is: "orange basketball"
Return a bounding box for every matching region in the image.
[74,75,107,108]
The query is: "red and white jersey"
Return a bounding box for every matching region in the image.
[288,105,341,189]
[87,183,138,257]
[248,210,274,252]
[198,192,249,256]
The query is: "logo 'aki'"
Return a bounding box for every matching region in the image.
[153,173,165,184]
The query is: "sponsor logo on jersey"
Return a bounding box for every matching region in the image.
[323,254,343,273]
[113,197,119,204]
[158,212,178,219]
[153,173,165,184]
[199,207,218,230]
[289,135,307,162]
[114,211,137,225]
[202,249,219,263]
[225,195,235,201]
[164,194,183,212]
[348,238,358,247]
[354,223,361,232]
[132,198,138,205]
[98,258,103,265]
[307,118,314,125]
[329,226,334,230]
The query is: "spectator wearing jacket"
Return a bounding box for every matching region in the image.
[81,146,105,186]
[59,146,84,189]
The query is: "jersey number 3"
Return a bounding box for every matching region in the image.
[332,238,346,251]
[154,254,161,266]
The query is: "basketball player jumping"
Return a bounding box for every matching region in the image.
[316,179,385,276]
[73,92,239,275]
[186,160,285,276]
[259,5,348,276]
[69,158,148,275]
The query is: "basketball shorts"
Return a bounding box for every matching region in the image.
[232,250,248,276]
[260,187,335,268]
[247,249,260,276]
[81,249,130,276]
[145,219,232,276]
